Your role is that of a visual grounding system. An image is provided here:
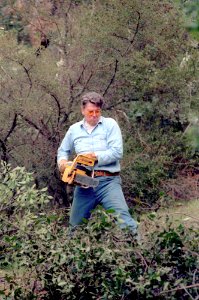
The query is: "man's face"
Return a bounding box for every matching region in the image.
[81,102,101,126]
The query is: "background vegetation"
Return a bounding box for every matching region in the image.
[0,1,199,298]
[0,163,198,299]
[0,0,198,206]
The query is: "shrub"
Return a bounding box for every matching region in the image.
[0,163,198,299]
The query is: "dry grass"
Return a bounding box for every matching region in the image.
[140,199,199,239]
[139,171,199,237]
[163,174,199,202]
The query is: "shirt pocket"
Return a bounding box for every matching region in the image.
[93,133,107,150]
[74,137,91,153]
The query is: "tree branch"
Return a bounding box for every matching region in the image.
[22,65,33,97]
[123,11,141,56]
[4,114,18,143]
[19,113,45,136]
[39,84,61,126]
[0,114,17,162]
[105,95,139,110]
[74,71,94,99]
[103,59,119,97]
[0,139,8,162]
[159,283,199,295]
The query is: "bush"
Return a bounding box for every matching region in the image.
[122,122,192,207]
[0,163,198,299]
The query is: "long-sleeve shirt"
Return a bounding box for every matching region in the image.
[57,116,123,173]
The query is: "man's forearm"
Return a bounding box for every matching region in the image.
[95,148,123,166]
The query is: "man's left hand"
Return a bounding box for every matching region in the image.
[85,152,97,159]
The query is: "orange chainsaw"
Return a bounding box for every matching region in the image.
[61,154,99,188]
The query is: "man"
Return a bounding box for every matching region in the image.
[57,92,138,236]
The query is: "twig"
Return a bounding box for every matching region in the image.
[39,84,61,126]
[183,286,195,300]
[182,247,199,258]
[123,11,141,56]
[171,212,199,223]
[193,270,199,297]
[135,250,149,272]
[106,95,139,110]
[159,283,199,295]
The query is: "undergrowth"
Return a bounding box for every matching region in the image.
[0,162,198,299]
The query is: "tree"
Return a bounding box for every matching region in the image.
[0,0,198,205]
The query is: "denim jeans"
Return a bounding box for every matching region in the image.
[69,175,138,234]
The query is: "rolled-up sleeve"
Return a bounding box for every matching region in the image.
[57,128,73,163]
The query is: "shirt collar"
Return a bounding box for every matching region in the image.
[80,116,103,127]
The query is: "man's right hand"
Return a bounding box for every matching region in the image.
[58,159,69,173]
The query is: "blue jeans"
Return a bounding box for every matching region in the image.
[69,176,138,234]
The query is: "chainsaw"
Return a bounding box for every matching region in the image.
[61,154,99,188]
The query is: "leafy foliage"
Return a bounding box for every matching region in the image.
[0,0,199,206]
[180,0,199,40]
[0,164,198,299]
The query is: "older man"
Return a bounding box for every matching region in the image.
[57,92,138,236]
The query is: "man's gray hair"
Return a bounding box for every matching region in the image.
[81,92,104,108]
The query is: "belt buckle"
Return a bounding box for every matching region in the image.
[95,171,105,177]
[94,171,99,177]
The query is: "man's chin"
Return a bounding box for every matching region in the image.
[88,120,99,126]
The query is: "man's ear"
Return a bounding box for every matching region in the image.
[81,106,85,116]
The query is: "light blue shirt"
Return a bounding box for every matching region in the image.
[57,116,123,172]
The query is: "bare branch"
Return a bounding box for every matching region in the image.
[159,283,199,295]
[75,64,87,85]
[123,11,141,56]
[183,287,195,300]
[22,65,33,97]
[170,212,199,223]
[39,84,61,126]
[62,0,73,56]
[0,66,14,80]
[0,114,17,162]
[105,95,139,110]
[19,113,45,136]
[0,139,8,162]
[74,71,94,99]
[4,114,18,143]
[112,33,129,42]
[103,59,119,97]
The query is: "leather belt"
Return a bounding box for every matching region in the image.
[94,170,120,177]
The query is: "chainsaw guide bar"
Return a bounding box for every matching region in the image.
[74,173,99,188]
